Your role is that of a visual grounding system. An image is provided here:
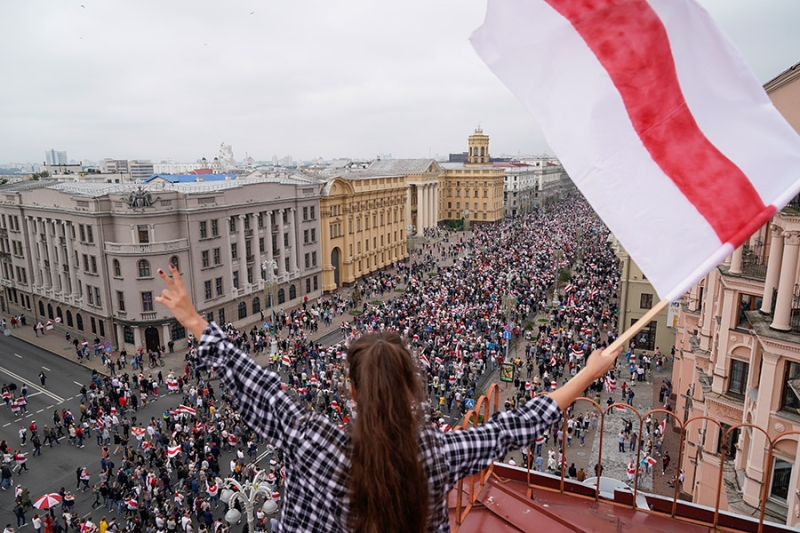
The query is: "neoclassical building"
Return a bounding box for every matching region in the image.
[0,177,322,352]
[671,61,800,528]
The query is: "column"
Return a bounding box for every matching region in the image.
[38,219,51,289]
[46,220,61,293]
[64,222,80,298]
[27,217,41,288]
[133,326,142,350]
[770,231,800,331]
[265,209,274,268]
[433,184,438,226]
[406,187,412,232]
[277,209,286,276]
[116,323,125,349]
[253,212,262,284]
[226,224,235,292]
[161,324,170,346]
[743,351,780,504]
[238,214,247,285]
[416,185,423,231]
[760,225,784,314]
[729,245,744,275]
[289,208,298,274]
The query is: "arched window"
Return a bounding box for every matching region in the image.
[56,307,63,322]
[124,325,134,344]
[138,260,151,278]
[47,304,54,320]
[480,147,485,156]
[170,256,179,271]
[238,302,247,319]
[66,310,73,328]
[76,313,84,331]
[171,322,185,341]
[277,288,285,304]
[289,284,296,300]
[113,259,121,277]
[38,301,45,316]
[252,297,260,315]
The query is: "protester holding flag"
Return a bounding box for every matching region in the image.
[156,262,620,532]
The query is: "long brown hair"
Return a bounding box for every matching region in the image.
[347,331,429,533]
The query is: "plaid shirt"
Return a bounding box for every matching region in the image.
[198,322,561,532]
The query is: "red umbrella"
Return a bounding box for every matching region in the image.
[34,493,62,509]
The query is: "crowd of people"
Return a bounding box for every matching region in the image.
[1,197,677,532]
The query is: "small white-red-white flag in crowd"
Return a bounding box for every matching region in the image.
[167,446,181,458]
[604,376,616,392]
[535,435,545,445]
[472,0,800,302]
[282,354,291,366]
[131,426,146,438]
[659,417,666,436]
[178,405,196,416]
[419,354,430,368]
[646,456,657,466]
[615,404,627,413]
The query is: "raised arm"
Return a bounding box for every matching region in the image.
[156,264,304,449]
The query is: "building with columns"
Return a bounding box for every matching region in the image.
[671,61,800,528]
[318,172,409,291]
[366,159,443,234]
[0,177,322,353]
[441,128,505,225]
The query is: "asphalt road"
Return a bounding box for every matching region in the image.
[0,335,217,527]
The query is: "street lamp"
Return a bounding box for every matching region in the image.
[220,470,279,533]
[262,259,278,328]
[552,248,563,307]
[463,209,470,232]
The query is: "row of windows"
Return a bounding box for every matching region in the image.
[198,208,316,240]
[112,257,180,278]
[447,202,492,211]
[1,215,21,231]
[448,189,489,198]
[203,277,319,324]
[36,300,105,337]
[2,263,27,284]
[446,212,490,220]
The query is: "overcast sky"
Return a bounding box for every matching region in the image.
[1,0,798,164]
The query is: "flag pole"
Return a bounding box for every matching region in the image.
[603,298,670,356]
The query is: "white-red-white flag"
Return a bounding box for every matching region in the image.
[167,445,181,458]
[472,0,800,301]
[178,405,196,416]
[419,354,430,368]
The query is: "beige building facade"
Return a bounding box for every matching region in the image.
[671,62,800,528]
[0,178,322,352]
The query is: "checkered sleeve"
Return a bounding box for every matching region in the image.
[196,322,305,450]
[441,394,562,484]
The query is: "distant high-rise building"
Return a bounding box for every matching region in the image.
[129,160,154,181]
[45,149,68,166]
[102,159,129,173]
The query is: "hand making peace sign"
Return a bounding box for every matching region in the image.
[156,263,209,339]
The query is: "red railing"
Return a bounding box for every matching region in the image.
[452,394,795,533]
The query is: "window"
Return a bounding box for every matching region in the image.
[90,317,97,334]
[233,271,239,289]
[737,294,762,328]
[245,240,252,258]
[138,259,151,278]
[238,302,247,319]
[231,243,238,260]
[204,280,212,300]
[98,320,105,337]
[82,254,89,271]
[278,288,285,304]
[310,206,315,220]
[770,458,792,503]
[215,277,223,296]
[313,276,318,291]
[170,256,179,271]
[728,359,748,397]
[202,251,210,268]
[218,307,225,325]
[782,361,800,414]
[284,232,289,247]
[283,210,288,224]
[305,253,310,269]
[206,312,214,323]
[141,291,154,311]
[211,219,219,237]
[171,322,186,341]
[312,251,317,267]
[124,325,134,344]
[289,285,296,300]
[252,297,260,315]
[229,217,236,232]
[247,267,253,284]
[79,224,86,242]
[213,248,221,265]
[117,291,125,312]
[113,259,121,277]
[87,285,94,305]
[640,293,653,309]
[199,221,208,239]
[285,257,290,273]
[137,225,149,243]
[306,278,311,293]
[95,287,101,307]
[66,310,73,327]
[304,229,309,244]
[303,206,308,220]
[259,237,265,253]
[243,216,250,230]
[311,228,316,242]
[91,255,98,274]
[631,319,657,351]
[86,225,93,243]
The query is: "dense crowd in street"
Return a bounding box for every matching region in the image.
[0,197,678,533]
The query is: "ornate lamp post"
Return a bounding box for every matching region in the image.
[220,471,279,533]
[261,259,278,326]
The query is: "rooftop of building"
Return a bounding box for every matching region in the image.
[144,173,237,183]
[367,158,439,174]
[440,162,502,171]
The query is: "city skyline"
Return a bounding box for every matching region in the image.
[1,0,799,165]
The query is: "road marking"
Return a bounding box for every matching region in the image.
[25,413,32,418]
[37,409,44,413]
[0,364,65,403]
[41,366,50,371]
[28,391,44,398]
[2,423,9,427]
[14,353,22,358]
[74,381,83,386]
[47,405,54,409]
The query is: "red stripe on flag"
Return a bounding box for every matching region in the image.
[544,0,774,245]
